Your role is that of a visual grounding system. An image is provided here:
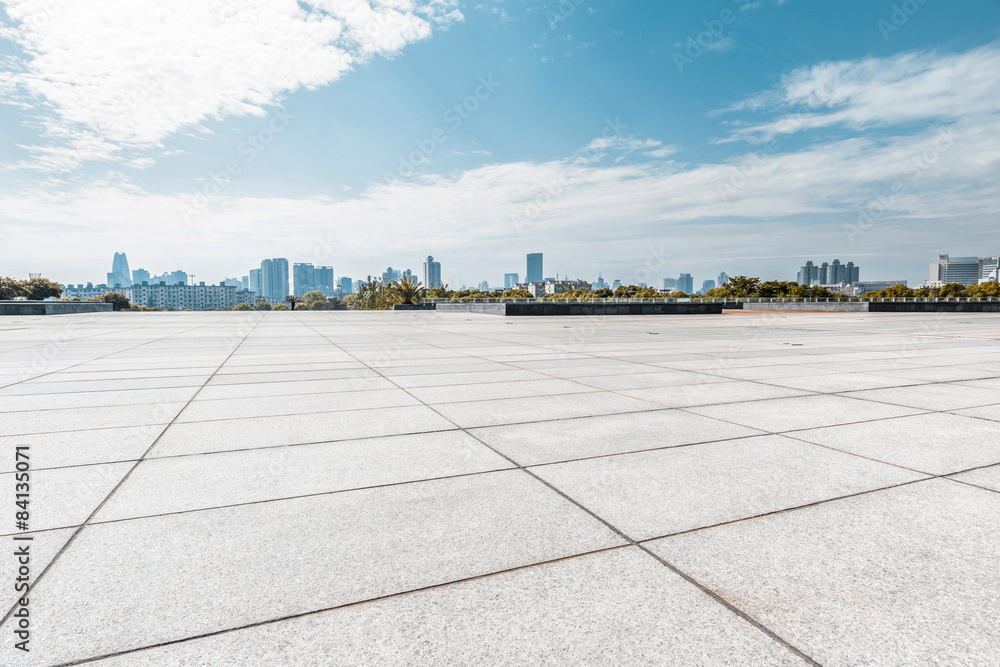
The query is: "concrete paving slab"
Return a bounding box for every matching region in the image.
[648,479,1000,666]
[531,435,924,540]
[688,394,923,433]
[1,470,623,665]
[89,548,807,667]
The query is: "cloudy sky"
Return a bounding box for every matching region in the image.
[1,0,998,288]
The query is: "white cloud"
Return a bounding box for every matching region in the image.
[725,43,1000,142]
[0,0,461,170]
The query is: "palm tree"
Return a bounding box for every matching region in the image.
[389,275,424,305]
[283,295,303,310]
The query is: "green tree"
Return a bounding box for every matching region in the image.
[254,300,273,311]
[98,292,131,311]
[501,288,535,299]
[352,277,393,310]
[866,284,915,299]
[22,277,63,300]
[725,276,762,298]
[233,303,253,311]
[273,303,290,311]
[0,277,28,300]
[937,283,968,298]
[389,275,424,305]
[300,291,327,308]
[283,295,302,310]
[971,282,1000,298]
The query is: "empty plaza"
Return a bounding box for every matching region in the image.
[2,310,1000,665]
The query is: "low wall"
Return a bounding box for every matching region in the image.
[868,301,1000,313]
[391,304,437,311]
[742,302,869,312]
[435,302,722,316]
[0,301,114,316]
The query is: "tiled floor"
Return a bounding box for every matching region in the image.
[1,309,999,665]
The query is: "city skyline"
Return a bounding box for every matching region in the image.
[2,3,999,285]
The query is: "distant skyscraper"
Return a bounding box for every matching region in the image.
[241,275,249,291]
[678,273,694,294]
[478,280,490,292]
[701,280,716,294]
[381,267,402,284]
[717,271,730,287]
[221,277,242,288]
[799,259,860,285]
[132,268,150,285]
[338,277,353,296]
[663,277,677,290]
[932,255,995,286]
[293,262,316,296]
[315,266,335,296]
[526,253,543,282]
[504,273,519,289]
[260,258,289,299]
[593,274,607,290]
[249,269,262,295]
[107,252,132,288]
[423,256,442,289]
[612,279,622,290]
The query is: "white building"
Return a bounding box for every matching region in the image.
[127,283,242,310]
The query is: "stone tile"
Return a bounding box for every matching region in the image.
[0,402,187,437]
[621,381,810,409]
[949,464,1000,493]
[1,471,624,665]
[194,375,395,399]
[90,548,806,666]
[765,372,922,393]
[391,369,549,388]
[175,388,420,422]
[791,412,1000,475]
[843,383,1000,411]
[431,392,664,429]
[688,394,922,433]
[471,410,765,465]
[1,527,76,610]
[531,435,923,540]
[407,378,597,404]
[648,480,1000,666]
[97,431,513,521]
[150,405,458,457]
[571,370,730,391]
[0,425,166,472]
[0,386,199,411]
[0,462,133,534]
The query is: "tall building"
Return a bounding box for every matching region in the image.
[593,274,607,290]
[107,252,133,288]
[260,258,289,300]
[293,262,316,296]
[132,268,150,285]
[932,255,999,286]
[478,280,490,292]
[678,273,694,294]
[526,253,543,283]
[504,273,519,290]
[423,256,442,289]
[701,280,716,294]
[381,267,402,284]
[663,277,677,290]
[337,277,353,297]
[315,266,335,296]
[717,271,730,287]
[241,275,250,291]
[248,269,262,295]
[612,279,622,290]
[798,259,860,285]
[221,277,242,288]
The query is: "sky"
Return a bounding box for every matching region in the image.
[1,0,999,289]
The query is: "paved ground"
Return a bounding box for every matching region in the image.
[2,310,999,665]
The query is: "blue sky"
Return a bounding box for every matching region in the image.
[1,0,999,288]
